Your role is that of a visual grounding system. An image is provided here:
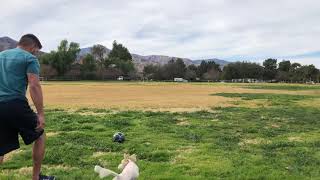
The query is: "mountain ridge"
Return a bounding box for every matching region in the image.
[0,37,230,70]
[0,36,18,51]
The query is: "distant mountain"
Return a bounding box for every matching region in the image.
[132,55,230,71]
[78,47,193,64]
[78,46,230,72]
[132,54,193,65]
[131,54,195,72]
[78,47,195,71]
[0,36,230,71]
[78,47,92,57]
[0,36,17,51]
[0,36,46,57]
[77,47,111,59]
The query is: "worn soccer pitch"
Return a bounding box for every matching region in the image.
[1,82,320,179]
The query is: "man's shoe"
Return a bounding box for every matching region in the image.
[39,174,56,180]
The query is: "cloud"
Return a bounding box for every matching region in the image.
[1,0,319,67]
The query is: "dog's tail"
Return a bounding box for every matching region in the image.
[94,165,119,178]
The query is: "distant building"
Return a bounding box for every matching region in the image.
[174,78,188,82]
[118,76,124,81]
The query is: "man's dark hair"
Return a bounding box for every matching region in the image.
[18,34,42,49]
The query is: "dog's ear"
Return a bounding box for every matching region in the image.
[129,154,137,162]
[124,153,130,159]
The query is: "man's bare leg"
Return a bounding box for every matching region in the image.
[32,134,45,180]
[0,156,4,164]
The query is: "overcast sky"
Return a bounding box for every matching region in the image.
[1,0,319,67]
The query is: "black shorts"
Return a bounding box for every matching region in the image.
[0,99,44,156]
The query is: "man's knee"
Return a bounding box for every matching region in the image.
[35,133,46,143]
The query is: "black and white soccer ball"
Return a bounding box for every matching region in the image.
[113,132,125,143]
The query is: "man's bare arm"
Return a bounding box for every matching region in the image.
[27,73,45,129]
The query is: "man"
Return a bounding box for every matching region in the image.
[0,34,55,180]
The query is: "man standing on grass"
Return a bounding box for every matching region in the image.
[0,34,55,180]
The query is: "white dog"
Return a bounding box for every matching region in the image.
[94,154,139,180]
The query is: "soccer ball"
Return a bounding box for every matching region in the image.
[113,132,125,143]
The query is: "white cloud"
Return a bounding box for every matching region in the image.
[1,0,319,67]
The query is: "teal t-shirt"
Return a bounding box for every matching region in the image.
[0,48,40,102]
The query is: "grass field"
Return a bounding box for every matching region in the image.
[1,82,320,179]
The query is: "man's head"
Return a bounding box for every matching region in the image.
[17,34,42,55]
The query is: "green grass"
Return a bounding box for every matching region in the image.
[214,93,317,106]
[242,84,320,91]
[1,93,320,179]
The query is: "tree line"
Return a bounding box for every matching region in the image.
[39,39,320,83]
[40,40,136,80]
[222,59,319,83]
[144,58,320,83]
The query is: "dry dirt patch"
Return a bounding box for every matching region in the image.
[238,138,271,146]
[27,82,318,111]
